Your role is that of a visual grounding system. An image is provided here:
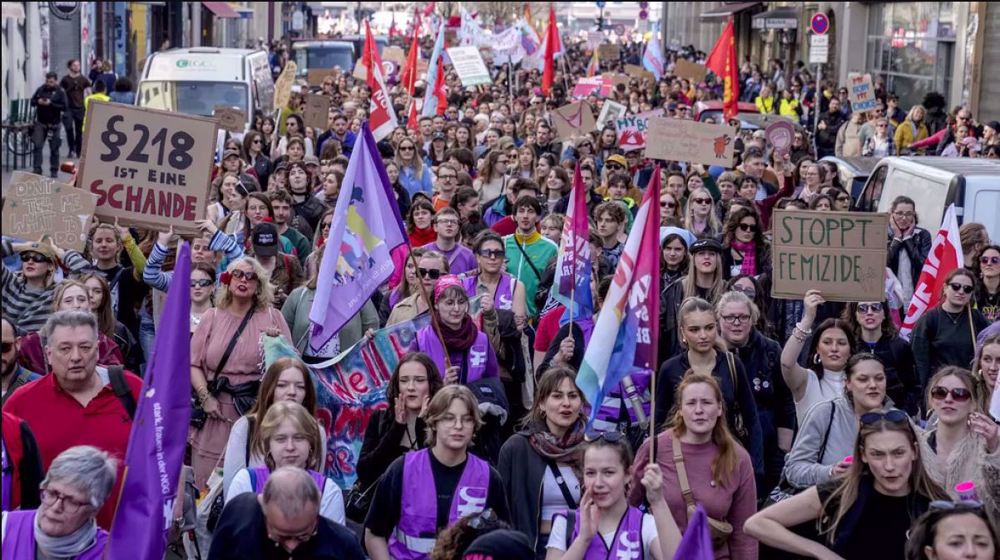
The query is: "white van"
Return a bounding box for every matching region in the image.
[136,47,274,132]
[857,157,1000,242]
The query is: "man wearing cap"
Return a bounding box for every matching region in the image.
[660,238,725,359]
[250,222,303,310]
[1,239,91,334]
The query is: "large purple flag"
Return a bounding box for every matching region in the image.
[550,163,593,322]
[309,123,407,352]
[106,243,191,560]
[673,504,714,560]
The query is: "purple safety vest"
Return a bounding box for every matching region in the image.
[387,448,491,560]
[415,326,490,384]
[1,437,10,513]
[2,510,109,560]
[247,466,325,494]
[462,274,514,311]
[567,505,645,560]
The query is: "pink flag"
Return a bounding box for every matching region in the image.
[899,204,963,340]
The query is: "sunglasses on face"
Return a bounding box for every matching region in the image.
[230,269,258,282]
[606,163,624,170]
[418,267,442,280]
[737,223,756,232]
[949,282,974,294]
[930,386,972,402]
[857,302,883,314]
[479,249,504,259]
[399,146,415,152]
[660,201,675,209]
[19,252,51,264]
[190,279,214,288]
[860,409,909,426]
[691,197,713,205]
[980,256,1000,265]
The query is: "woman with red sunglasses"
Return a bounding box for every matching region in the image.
[919,366,1000,526]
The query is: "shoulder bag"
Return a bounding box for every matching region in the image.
[191,308,255,429]
[671,434,733,549]
[765,402,837,506]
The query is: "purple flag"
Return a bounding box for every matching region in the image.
[551,163,593,322]
[673,504,714,560]
[106,243,191,560]
[309,123,407,352]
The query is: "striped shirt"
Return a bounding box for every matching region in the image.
[1,241,92,333]
[141,231,244,292]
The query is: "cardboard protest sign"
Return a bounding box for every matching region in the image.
[302,93,331,130]
[551,101,596,141]
[596,100,627,131]
[78,102,217,234]
[771,210,888,302]
[572,77,604,99]
[673,58,707,83]
[307,68,332,86]
[2,172,98,252]
[212,106,246,133]
[598,43,620,60]
[614,110,661,152]
[274,60,297,109]
[644,117,737,166]
[765,120,796,156]
[848,72,877,113]
[624,64,655,82]
[446,46,492,87]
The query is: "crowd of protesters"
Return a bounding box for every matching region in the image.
[4,19,1000,560]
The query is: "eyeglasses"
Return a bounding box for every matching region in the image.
[497,159,509,165]
[731,285,756,298]
[399,146,415,152]
[737,223,756,232]
[691,198,713,205]
[230,269,259,282]
[584,430,624,443]
[1,342,13,353]
[320,159,334,166]
[949,282,975,294]
[859,409,909,426]
[40,488,91,513]
[929,499,984,511]
[190,279,214,288]
[606,163,624,170]
[438,175,457,181]
[435,218,459,226]
[892,211,915,218]
[20,252,51,264]
[479,249,505,259]
[857,302,883,314]
[980,256,1000,265]
[929,386,973,402]
[660,201,676,209]
[468,509,498,530]
[417,268,442,280]
[720,314,751,325]
[268,523,318,547]
[252,139,263,144]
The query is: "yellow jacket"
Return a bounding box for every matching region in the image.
[894,119,929,152]
[778,98,800,118]
[755,95,776,114]
[82,92,110,131]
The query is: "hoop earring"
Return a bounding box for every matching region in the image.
[813,354,821,365]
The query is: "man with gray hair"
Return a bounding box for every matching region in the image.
[4,310,141,529]
[209,467,364,559]
[1,445,117,558]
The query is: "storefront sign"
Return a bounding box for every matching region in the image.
[2,172,97,252]
[79,103,217,234]
[771,210,888,301]
[645,117,736,166]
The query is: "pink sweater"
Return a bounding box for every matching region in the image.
[628,431,758,560]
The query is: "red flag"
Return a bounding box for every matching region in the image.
[900,205,963,339]
[362,20,398,140]
[400,21,421,94]
[406,99,419,130]
[432,56,447,115]
[541,6,557,95]
[389,13,398,40]
[705,19,739,121]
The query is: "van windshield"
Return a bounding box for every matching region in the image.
[293,46,353,74]
[138,81,249,121]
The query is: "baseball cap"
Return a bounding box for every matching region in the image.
[223,149,241,160]
[15,242,56,261]
[606,154,627,168]
[251,222,279,258]
[689,238,724,255]
[462,530,533,560]
[304,155,320,167]
[432,132,447,142]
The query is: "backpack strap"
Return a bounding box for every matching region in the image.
[816,401,837,465]
[108,365,136,420]
[563,511,576,550]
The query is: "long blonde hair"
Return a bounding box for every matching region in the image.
[667,373,741,486]
[256,401,324,471]
[683,186,721,235]
[216,257,274,311]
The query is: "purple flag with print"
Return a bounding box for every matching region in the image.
[106,243,191,560]
[309,123,407,352]
[673,504,714,560]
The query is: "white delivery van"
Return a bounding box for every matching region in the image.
[857,157,1000,242]
[136,48,274,132]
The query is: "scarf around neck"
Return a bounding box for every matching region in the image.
[34,514,98,558]
[439,315,479,352]
[731,240,757,276]
[525,419,586,470]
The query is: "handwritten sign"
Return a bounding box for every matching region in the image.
[78,102,217,234]
[614,110,661,152]
[848,72,877,113]
[307,68,332,86]
[673,58,707,83]
[2,172,98,251]
[302,93,331,131]
[274,61,297,109]
[598,43,621,61]
[551,101,597,141]
[596,100,626,131]
[212,106,246,133]
[644,117,736,166]
[446,46,492,87]
[624,64,655,82]
[771,210,889,302]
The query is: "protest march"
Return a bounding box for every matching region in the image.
[2,3,1000,560]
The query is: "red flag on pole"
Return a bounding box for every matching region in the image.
[406,99,419,131]
[362,20,398,140]
[542,6,557,95]
[400,21,421,94]
[899,205,963,339]
[705,19,739,121]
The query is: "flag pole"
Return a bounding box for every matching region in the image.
[405,248,452,370]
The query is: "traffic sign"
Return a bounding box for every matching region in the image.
[809,34,829,64]
[810,12,830,35]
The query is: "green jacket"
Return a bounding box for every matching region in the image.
[504,232,558,319]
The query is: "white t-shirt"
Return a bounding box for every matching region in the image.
[546,511,658,557]
[795,368,846,425]
[540,463,582,523]
[226,468,346,526]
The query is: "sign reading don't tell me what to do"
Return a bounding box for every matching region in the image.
[78,102,218,234]
[771,209,888,302]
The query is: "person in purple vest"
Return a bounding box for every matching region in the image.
[421,208,478,276]
[411,275,499,386]
[364,385,511,560]
[545,434,682,560]
[226,401,344,525]
[462,231,528,327]
[1,445,116,560]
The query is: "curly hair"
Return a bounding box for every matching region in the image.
[216,257,275,311]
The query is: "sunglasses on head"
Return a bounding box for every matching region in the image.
[467,509,498,530]
[857,302,883,314]
[19,252,51,264]
[949,282,974,294]
[929,499,984,511]
[980,255,1000,265]
[860,409,909,426]
[190,279,214,288]
[929,386,972,402]
[479,249,504,260]
[584,430,624,443]
[418,267,442,280]
[737,222,756,232]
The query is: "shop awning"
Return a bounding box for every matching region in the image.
[202,1,240,18]
[752,7,799,30]
[233,5,254,20]
[700,2,762,22]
